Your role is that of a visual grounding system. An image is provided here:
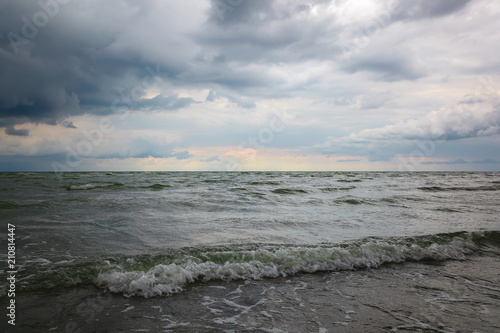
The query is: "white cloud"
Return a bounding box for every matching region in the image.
[318,95,500,147]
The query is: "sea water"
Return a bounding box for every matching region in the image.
[0,171,499,332]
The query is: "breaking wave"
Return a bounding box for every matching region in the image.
[3,230,498,298]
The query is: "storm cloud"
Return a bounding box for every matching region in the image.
[0,0,499,170]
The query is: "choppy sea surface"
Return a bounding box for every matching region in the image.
[0,171,499,332]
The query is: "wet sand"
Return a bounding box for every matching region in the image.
[4,248,499,332]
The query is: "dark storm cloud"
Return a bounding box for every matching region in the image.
[61,121,76,128]
[0,0,292,130]
[0,0,491,148]
[4,126,29,136]
[198,0,344,65]
[2,0,452,132]
[0,0,195,129]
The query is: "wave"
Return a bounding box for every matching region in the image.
[337,179,362,183]
[271,188,308,195]
[334,198,367,205]
[0,200,53,210]
[229,187,249,192]
[3,231,498,298]
[143,184,171,190]
[418,185,500,192]
[66,182,124,190]
[320,186,356,192]
[248,181,282,186]
[203,179,231,183]
[65,182,172,191]
[434,207,462,213]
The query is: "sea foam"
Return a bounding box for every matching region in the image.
[94,232,486,298]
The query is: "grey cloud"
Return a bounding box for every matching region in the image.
[317,96,500,162]
[172,151,192,160]
[208,0,274,25]
[111,149,192,160]
[343,53,425,82]
[421,158,468,165]
[198,0,344,64]
[0,0,193,129]
[1,0,497,172]
[336,159,360,162]
[202,155,220,162]
[358,91,392,110]
[1,0,284,131]
[188,1,353,103]
[320,104,500,146]
[393,0,472,21]
[5,126,29,136]
[137,95,198,111]
[420,158,499,165]
[319,143,403,162]
[0,156,63,171]
[337,1,474,82]
[1,0,424,133]
[116,137,191,160]
[0,43,83,124]
[205,90,256,108]
[459,95,485,105]
[61,121,77,128]
[206,90,217,102]
[329,97,357,106]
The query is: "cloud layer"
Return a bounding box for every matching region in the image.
[0,0,499,171]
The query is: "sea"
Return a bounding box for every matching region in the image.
[0,171,499,332]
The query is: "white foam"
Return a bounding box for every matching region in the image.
[67,182,121,190]
[95,235,477,298]
[68,183,99,190]
[260,311,273,318]
[121,306,135,312]
[25,258,51,265]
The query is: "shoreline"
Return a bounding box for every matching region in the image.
[4,248,499,332]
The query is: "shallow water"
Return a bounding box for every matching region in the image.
[5,249,499,332]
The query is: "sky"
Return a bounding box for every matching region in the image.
[0,0,499,172]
